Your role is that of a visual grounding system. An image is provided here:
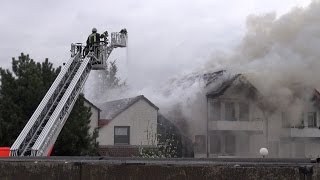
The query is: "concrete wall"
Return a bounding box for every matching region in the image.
[0,159,317,180]
[97,99,158,146]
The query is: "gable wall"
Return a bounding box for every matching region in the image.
[97,99,158,146]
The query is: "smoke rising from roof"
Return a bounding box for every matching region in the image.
[88,1,319,135]
[201,1,320,122]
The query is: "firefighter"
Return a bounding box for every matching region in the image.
[86,28,101,47]
[85,28,103,59]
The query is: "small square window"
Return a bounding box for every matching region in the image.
[114,126,130,144]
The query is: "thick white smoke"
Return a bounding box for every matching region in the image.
[200,1,320,123]
[87,1,320,135]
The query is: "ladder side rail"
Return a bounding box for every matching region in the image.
[40,62,91,156]
[19,56,82,156]
[31,57,91,156]
[10,53,80,156]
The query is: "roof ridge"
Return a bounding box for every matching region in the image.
[99,95,158,121]
[102,95,143,104]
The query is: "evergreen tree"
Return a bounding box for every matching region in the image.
[0,53,97,155]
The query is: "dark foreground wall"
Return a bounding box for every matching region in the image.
[0,158,318,180]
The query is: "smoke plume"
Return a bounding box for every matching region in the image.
[88,1,320,135]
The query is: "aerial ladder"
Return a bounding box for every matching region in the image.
[10,29,127,156]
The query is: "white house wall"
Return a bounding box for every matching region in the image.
[97,99,158,146]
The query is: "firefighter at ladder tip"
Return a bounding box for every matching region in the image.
[80,27,127,63]
[84,27,105,60]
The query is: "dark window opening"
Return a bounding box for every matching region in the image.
[239,102,249,121]
[210,135,221,154]
[225,134,236,154]
[308,112,317,128]
[210,101,221,121]
[281,112,290,128]
[194,135,206,153]
[114,126,130,144]
[225,102,236,121]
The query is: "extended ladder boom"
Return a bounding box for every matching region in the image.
[10,30,127,156]
[32,56,92,156]
[10,53,82,156]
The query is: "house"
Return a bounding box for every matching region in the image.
[97,95,159,157]
[194,71,320,158]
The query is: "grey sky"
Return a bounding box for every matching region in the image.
[0,0,311,87]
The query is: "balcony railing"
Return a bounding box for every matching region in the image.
[289,127,320,138]
[208,120,264,132]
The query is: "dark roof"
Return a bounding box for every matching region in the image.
[99,95,159,120]
[202,70,226,86]
[204,70,242,98]
[83,97,101,111]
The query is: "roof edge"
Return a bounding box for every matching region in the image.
[107,95,159,120]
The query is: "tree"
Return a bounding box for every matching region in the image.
[0,53,57,146]
[0,53,97,155]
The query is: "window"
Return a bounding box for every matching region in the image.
[239,103,249,121]
[225,134,236,154]
[194,135,206,153]
[114,126,130,144]
[308,112,317,128]
[268,141,279,157]
[210,135,221,154]
[209,101,221,121]
[225,102,236,121]
[297,112,304,128]
[294,142,305,157]
[281,112,290,128]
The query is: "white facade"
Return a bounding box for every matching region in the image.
[194,76,320,158]
[194,79,267,158]
[97,98,158,146]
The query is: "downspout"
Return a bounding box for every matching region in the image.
[262,111,269,148]
[206,96,209,158]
